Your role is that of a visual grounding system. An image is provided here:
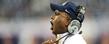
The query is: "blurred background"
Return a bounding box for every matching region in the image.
[0,0,109,44]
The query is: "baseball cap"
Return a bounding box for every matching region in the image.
[50,1,85,23]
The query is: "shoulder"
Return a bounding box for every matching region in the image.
[65,34,87,44]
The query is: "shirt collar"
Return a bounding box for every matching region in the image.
[56,32,69,40]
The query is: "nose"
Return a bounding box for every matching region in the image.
[51,16,54,20]
[51,15,56,21]
[50,15,56,26]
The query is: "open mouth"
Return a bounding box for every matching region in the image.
[50,21,53,30]
[50,21,53,26]
[51,27,53,30]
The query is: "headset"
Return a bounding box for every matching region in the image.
[53,5,85,44]
[68,5,85,34]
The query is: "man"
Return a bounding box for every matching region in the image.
[43,1,86,44]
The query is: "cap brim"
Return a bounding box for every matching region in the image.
[50,3,66,11]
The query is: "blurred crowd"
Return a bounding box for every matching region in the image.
[0,0,109,44]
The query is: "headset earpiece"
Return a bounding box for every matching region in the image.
[68,20,81,34]
[67,5,85,34]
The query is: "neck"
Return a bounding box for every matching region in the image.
[56,32,69,39]
[53,32,69,43]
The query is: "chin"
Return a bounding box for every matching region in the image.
[52,31,66,34]
[51,28,67,34]
[52,31,57,35]
[51,30,57,34]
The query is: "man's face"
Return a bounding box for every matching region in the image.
[50,10,71,34]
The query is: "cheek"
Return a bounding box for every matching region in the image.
[52,16,68,32]
[60,18,68,26]
[55,17,67,30]
[56,17,65,26]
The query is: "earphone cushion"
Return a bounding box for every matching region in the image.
[68,20,81,34]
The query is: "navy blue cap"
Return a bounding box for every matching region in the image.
[50,2,84,23]
[50,2,77,19]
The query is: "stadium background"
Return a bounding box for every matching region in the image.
[0,0,109,44]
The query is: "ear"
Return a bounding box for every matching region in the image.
[65,22,68,27]
[65,19,71,27]
[63,12,71,27]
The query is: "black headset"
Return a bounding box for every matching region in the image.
[67,5,85,34]
[53,5,85,44]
